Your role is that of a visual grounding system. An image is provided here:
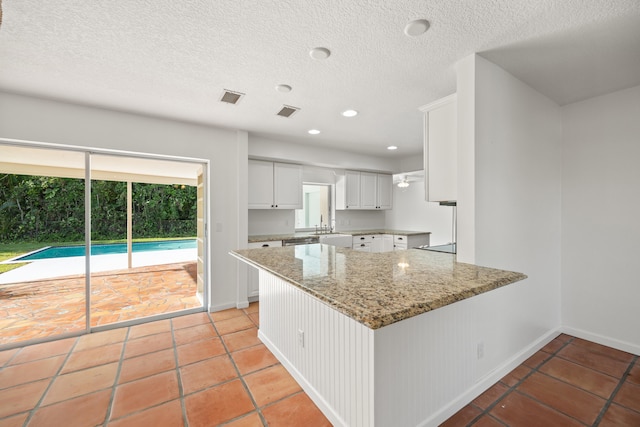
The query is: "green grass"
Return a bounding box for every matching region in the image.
[0,237,195,275]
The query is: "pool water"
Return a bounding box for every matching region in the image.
[17,239,197,261]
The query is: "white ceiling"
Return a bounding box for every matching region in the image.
[1,1,639,158]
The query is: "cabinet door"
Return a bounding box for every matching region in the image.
[344,170,361,209]
[376,174,393,209]
[273,163,302,209]
[382,234,394,252]
[360,172,377,209]
[371,235,384,253]
[425,97,457,202]
[248,160,275,209]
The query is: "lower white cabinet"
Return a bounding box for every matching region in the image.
[393,234,430,251]
[247,240,282,298]
[352,234,395,253]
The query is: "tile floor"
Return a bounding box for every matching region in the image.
[0,303,331,427]
[0,262,201,346]
[2,307,638,427]
[442,333,640,427]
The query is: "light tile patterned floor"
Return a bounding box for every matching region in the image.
[0,305,332,426]
[0,262,201,346]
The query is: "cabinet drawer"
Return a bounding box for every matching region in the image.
[393,235,408,244]
[247,240,283,249]
[352,235,373,245]
[353,242,372,251]
[393,242,407,251]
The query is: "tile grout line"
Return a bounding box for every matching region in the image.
[465,335,575,427]
[21,336,82,427]
[591,355,638,427]
[102,328,131,427]
[170,317,191,427]
[209,310,269,427]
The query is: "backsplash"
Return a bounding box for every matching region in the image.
[335,210,385,231]
[248,209,295,235]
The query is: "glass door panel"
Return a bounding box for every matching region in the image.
[0,144,87,346]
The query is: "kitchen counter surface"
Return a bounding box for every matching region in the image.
[231,244,526,329]
[247,229,430,243]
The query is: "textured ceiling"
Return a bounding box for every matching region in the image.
[1,1,639,158]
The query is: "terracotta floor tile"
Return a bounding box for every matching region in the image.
[179,355,237,395]
[61,341,123,374]
[0,349,19,368]
[244,364,302,407]
[262,392,332,427]
[123,331,173,358]
[440,403,482,427]
[210,308,246,322]
[171,312,211,330]
[107,399,184,427]
[223,412,263,427]
[222,327,261,352]
[231,344,279,375]
[244,302,259,314]
[558,342,631,378]
[173,323,217,346]
[0,355,65,389]
[472,415,507,427]
[627,362,640,385]
[0,412,29,427]
[571,338,634,363]
[42,362,118,406]
[490,391,584,427]
[118,348,176,384]
[184,379,254,426]
[599,402,640,427]
[523,350,551,369]
[472,382,510,410]
[499,364,531,387]
[540,336,568,354]
[539,356,619,398]
[176,337,226,366]
[215,315,255,336]
[0,379,50,418]
[127,319,171,340]
[110,371,179,420]
[28,389,111,427]
[75,329,127,352]
[613,380,640,412]
[518,372,605,425]
[248,312,259,327]
[9,337,76,365]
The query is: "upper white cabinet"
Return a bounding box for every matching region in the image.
[248,160,302,209]
[336,171,392,210]
[419,94,457,203]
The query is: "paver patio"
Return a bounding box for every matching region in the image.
[0,262,201,346]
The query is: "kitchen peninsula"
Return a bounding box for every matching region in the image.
[230,244,526,426]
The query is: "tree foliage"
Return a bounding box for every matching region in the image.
[0,174,197,242]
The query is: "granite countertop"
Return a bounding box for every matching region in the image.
[230,245,526,329]
[248,229,430,243]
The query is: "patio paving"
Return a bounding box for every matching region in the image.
[0,262,201,346]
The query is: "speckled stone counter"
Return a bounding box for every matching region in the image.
[231,244,526,329]
[247,229,430,243]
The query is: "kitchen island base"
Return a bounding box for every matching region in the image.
[257,269,554,427]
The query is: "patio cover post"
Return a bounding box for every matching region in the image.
[127,181,132,269]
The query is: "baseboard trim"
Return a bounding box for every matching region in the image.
[562,326,640,356]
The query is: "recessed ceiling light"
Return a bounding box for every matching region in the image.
[342,109,358,117]
[387,145,398,150]
[309,47,331,60]
[404,19,430,37]
[308,129,321,135]
[275,84,292,93]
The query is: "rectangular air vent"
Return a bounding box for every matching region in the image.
[277,105,300,118]
[220,89,245,105]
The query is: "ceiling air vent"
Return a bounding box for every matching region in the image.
[277,105,300,118]
[219,89,245,105]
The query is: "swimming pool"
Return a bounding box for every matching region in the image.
[16,239,197,261]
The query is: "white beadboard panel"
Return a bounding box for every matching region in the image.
[258,270,374,427]
[373,297,476,427]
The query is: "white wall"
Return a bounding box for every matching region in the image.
[561,84,640,353]
[458,55,563,377]
[384,180,453,245]
[0,91,246,311]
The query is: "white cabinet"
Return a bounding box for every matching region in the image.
[419,94,457,203]
[382,234,394,252]
[353,234,394,253]
[337,171,392,210]
[248,160,302,209]
[247,240,282,298]
[393,234,430,251]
